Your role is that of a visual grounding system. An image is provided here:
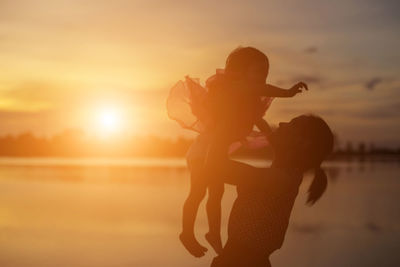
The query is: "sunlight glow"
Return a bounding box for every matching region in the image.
[97,107,122,135]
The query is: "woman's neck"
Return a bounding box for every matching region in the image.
[271,155,303,174]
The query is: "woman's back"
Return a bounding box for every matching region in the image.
[228,168,303,253]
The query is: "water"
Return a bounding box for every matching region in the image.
[0,157,399,267]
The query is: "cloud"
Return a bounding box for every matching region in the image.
[291,223,323,234]
[274,74,323,88]
[365,221,382,233]
[292,75,323,85]
[0,109,61,136]
[304,46,318,54]
[276,99,400,121]
[364,77,383,90]
[3,81,57,101]
[0,81,73,111]
[352,102,400,119]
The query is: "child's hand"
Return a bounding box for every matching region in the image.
[288,82,308,97]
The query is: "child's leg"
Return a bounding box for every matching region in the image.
[205,182,224,254]
[180,159,208,257]
[203,137,230,254]
[182,166,207,235]
[255,118,272,137]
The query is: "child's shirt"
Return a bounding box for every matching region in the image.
[204,72,267,143]
[167,69,273,161]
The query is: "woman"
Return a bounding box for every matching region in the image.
[210,114,334,267]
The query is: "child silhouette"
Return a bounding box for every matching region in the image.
[167,46,308,257]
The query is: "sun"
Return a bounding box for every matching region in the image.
[97,107,122,134]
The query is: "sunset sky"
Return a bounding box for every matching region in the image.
[0,0,399,147]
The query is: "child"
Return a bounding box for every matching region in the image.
[167,47,308,257]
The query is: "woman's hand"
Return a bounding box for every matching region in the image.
[287,82,308,97]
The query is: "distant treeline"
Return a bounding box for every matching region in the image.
[0,130,191,157]
[0,130,399,158]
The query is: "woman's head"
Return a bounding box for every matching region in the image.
[270,115,333,167]
[270,115,334,205]
[225,46,269,84]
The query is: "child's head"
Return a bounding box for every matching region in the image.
[225,46,269,84]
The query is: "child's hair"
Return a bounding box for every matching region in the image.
[294,115,334,205]
[225,46,269,79]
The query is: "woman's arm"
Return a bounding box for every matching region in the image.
[216,158,268,186]
[217,159,300,194]
[257,82,308,97]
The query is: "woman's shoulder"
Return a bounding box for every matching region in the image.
[260,167,303,189]
[272,167,302,180]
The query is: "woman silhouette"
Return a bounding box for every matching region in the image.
[210,114,334,267]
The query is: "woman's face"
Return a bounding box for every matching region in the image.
[269,117,307,154]
[270,116,332,170]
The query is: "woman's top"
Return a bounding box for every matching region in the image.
[227,167,303,255]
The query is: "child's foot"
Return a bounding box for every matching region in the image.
[179,232,208,258]
[205,232,223,254]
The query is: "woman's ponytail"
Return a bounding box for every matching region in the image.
[306,166,328,205]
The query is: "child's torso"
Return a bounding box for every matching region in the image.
[204,82,263,142]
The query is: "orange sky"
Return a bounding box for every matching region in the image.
[0,0,399,146]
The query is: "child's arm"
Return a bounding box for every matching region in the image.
[254,82,308,138]
[257,82,308,97]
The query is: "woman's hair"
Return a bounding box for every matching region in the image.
[224,46,269,79]
[294,115,334,205]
